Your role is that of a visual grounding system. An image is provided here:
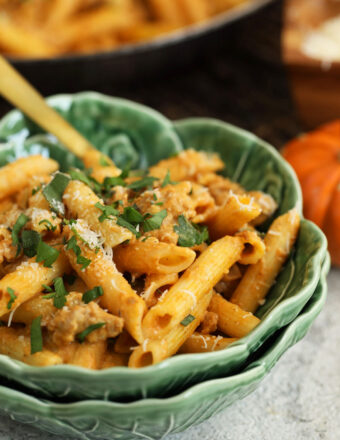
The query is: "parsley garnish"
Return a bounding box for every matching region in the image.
[99,156,110,167]
[66,235,91,270]
[30,316,43,354]
[95,202,119,223]
[36,240,60,268]
[103,176,126,188]
[42,172,70,215]
[180,314,195,326]
[174,215,209,247]
[76,322,106,343]
[42,277,68,309]
[82,286,104,304]
[143,209,167,232]
[161,170,176,187]
[39,219,56,232]
[12,213,29,256]
[68,168,101,194]
[127,176,158,191]
[120,206,144,224]
[6,287,17,310]
[116,217,141,237]
[21,230,40,257]
[32,185,41,195]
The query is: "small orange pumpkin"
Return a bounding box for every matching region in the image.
[283,120,340,266]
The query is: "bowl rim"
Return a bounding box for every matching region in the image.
[0,254,329,413]
[7,0,274,64]
[0,91,327,383]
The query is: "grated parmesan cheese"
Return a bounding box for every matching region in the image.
[73,220,104,250]
[182,289,197,308]
[211,335,223,352]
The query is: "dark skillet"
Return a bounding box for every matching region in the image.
[7,0,276,90]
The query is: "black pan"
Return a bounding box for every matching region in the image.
[9,0,276,91]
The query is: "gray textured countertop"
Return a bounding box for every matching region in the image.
[0,269,338,440]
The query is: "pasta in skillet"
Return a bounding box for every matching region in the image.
[0,0,252,58]
[0,149,300,368]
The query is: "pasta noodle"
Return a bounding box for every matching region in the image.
[0,0,252,58]
[0,149,299,368]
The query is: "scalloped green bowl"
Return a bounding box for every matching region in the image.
[0,93,328,401]
[0,255,330,440]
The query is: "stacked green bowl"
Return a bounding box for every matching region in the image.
[0,93,329,438]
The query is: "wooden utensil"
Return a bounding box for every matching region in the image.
[0,55,94,157]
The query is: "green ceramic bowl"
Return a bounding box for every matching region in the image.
[0,93,328,401]
[0,255,330,440]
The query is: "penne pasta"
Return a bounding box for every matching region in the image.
[82,149,121,182]
[0,148,299,368]
[113,238,196,276]
[231,208,301,313]
[149,149,224,181]
[129,289,213,367]
[142,235,245,340]
[207,192,262,239]
[0,327,62,366]
[142,272,179,308]
[63,224,146,343]
[68,341,107,369]
[178,333,238,353]
[0,155,58,200]
[63,180,132,247]
[209,293,260,338]
[0,251,69,318]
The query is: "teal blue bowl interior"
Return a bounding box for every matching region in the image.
[0,255,329,440]
[0,92,328,401]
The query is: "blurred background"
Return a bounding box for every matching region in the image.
[1,0,340,148]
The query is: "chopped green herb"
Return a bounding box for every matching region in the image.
[36,240,60,268]
[103,176,126,188]
[99,156,110,167]
[42,284,53,292]
[127,176,158,191]
[153,193,157,201]
[120,206,144,225]
[32,185,41,195]
[30,316,43,354]
[141,236,148,242]
[120,167,130,179]
[68,168,101,194]
[42,277,69,309]
[116,217,140,237]
[82,286,104,304]
[66,235,91,270]
[180,314,195,326]
[161,170,176,187]
[155,202,164,206]
[42,172,70,215]
[174,215,209,247]
[21,230,40,257]
[95,202,119,223]
[38,219,57,232]
[143,209,167,232]
[64,273,76,285]
[12,213,29,256]
[6,287,17,310]
[76,322,106,343]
